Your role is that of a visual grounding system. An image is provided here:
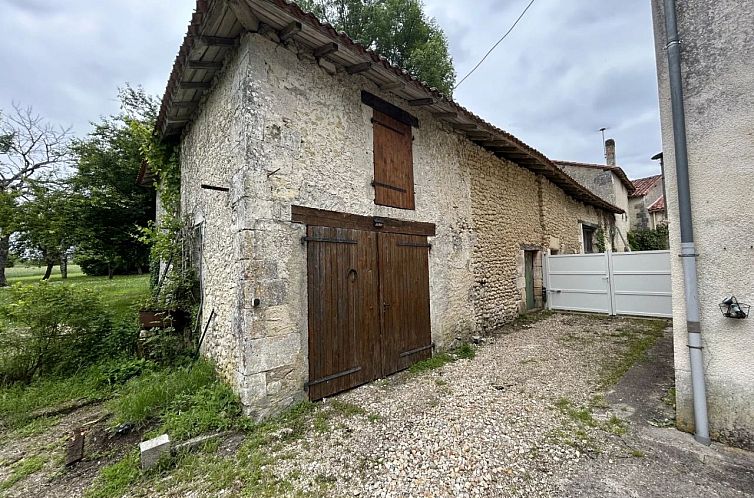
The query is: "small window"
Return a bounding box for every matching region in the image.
[582,225,596,253]
[372,109,415,210]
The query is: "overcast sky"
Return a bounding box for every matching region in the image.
[0,0,663,179]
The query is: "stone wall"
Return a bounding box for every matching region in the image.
[559,165,631,251]
[180,31,615,417]
[652,0,754,448]
[467,148,612,330]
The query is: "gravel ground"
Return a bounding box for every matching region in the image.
[9,312,753,497]
[269,313,665,497]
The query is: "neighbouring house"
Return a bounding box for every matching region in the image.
[556,139,636,251]
[652,0,754,448]
[628,174,666,229]
[152,0,622,418]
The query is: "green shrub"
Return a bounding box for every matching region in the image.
[627,225,669,251]
[0,283,114,383]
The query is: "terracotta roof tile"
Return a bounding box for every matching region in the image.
[629,174,663,198]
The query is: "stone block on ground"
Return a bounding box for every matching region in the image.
[139,434,171,471]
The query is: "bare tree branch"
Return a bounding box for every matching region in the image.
[0,103,73,193]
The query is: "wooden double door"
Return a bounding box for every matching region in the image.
[306,225,432,400]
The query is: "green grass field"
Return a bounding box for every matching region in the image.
[2,265,149,322]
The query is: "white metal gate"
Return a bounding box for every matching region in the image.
[545,250,672,318]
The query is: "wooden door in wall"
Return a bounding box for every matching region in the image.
[306,226,381,400]
[378,233,432,376]
[306,227,432,400]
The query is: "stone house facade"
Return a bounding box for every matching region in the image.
[555,140,635,252]
[628,174,665,230]
[154,0,621,418]
[652,0,754,448]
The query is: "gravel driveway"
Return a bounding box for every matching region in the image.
[263,312,735,497]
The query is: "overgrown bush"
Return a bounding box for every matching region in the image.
[628,224,669,251]
[0,283,136,384]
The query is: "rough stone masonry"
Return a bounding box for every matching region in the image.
[178,30,615,419]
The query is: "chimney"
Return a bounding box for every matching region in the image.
[605,139,616,166]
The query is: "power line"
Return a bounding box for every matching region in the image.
[454,0,537,91]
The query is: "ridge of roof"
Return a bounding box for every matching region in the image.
[629,174,663,198]
[554,160,635,192]
[154,0,624,214]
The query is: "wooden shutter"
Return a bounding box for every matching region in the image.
[373,110,415,210]
[306,226,381,400]
[378,232,432,375]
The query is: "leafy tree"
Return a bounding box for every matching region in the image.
[299,0,456,95]
[13,186,76,280]
[628,225,670,251]
[0,105,72,286]
[69,86,156,278]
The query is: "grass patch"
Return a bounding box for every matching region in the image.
[0,272,148,323]
[598,319,668,389]
[0,455,46,492]
[631,449,645,458]
[111,360,248,441]
[409,343,476,374]
[87,399,336,498]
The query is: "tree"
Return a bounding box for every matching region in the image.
[299,0,456,95]
[0,105,72,286]
[13,186,76,280]
[69,86,156,278]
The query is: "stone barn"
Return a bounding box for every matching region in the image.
[153,0,622,418]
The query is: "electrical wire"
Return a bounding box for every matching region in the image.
[454,0,537,90]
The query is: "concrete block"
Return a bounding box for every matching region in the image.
[139,434,171,470]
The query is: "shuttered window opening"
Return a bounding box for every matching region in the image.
[372,109,415,210]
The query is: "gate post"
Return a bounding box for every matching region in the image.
[606,251,616,316]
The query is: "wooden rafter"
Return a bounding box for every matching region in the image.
[314,42,338,58]
[278,21,302,42]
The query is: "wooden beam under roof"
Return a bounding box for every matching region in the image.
[196,36,236,47]
[380,81,404,91]
[226,0,260,31]
[346,62,373,74]
[409,98,434,106]
[314,42,338,58]
[452,123,477,131]
[278,21,302,42]
[433,112,457,119]
[171,101,200,108]
[187,60,223,70]
[180,81,212,90]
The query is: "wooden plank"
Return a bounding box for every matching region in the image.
[226,0,260,31]
[378,232,432,376]
[180,81,212,90]
[372,110,415,210]
[314,42,338,58]
[434,112,458,119]
[408,98,434,106]
[187,60,223,70]
[380,81,405,91]
[452,123,477,131]
[291,205,436,237]
[65,430,85,466]
[307,226,380,400]
[361,91,419,128]
[196,36,236,47]
[279,21,302,42]
[346,62,373,74]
